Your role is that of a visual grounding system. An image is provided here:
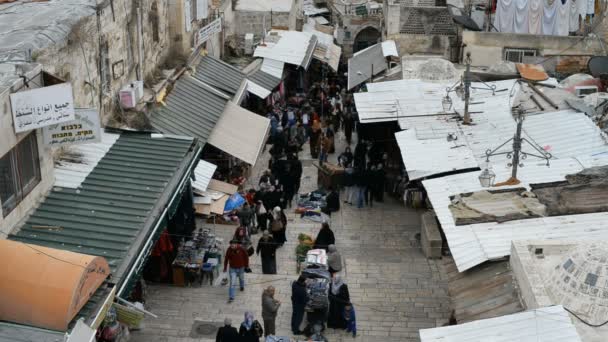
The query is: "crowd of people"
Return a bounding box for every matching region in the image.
[218,79,372,341]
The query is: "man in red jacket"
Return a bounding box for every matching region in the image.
[224,239,250,302]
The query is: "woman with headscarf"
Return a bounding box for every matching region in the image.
[313,222,335,251]
[269,206,287,247]
[239,311,263,342]
[327,276,350,330]
[338,147,354,167]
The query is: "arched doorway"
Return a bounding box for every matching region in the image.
[353,27,381,53]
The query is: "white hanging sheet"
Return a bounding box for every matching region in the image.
[495,0,517,32]
[578,0,588,18]
[586,0,595,14]
[556,0,571,36]
[529,0,544,33]
[569,0,580,32]
[542,0,559,34]
[514,0,531,33]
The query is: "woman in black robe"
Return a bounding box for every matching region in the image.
[313,222,335,251]
[269,206,288,246]
[328,276,350,329]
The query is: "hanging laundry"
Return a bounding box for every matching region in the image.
[542,0,559,35]
[586,0,595,15]
[495,0,517,32]
[514,0,530,33]
[570,0,581,32]
[556,0,571,35]
[529,0,544,33]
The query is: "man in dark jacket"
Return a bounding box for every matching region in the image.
[216,318,239,342]
[291,276,309,335]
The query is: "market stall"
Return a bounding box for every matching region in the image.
[314,162,344,189]
[172,228,223,287]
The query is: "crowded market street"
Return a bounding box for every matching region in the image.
[131,132,451,342]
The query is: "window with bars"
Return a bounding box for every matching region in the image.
[0,132,41,217]
[503,48,537,63]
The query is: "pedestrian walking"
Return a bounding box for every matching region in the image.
[223,240,250,303]
[343,111,354,146]
[255,200,267,232]
[319,133,330,165]
[327,244,342,274]
[215,318,239,342]
[343,164,355,205]
[256,231,277,274]
[328,276,350,329]
[376,163,386,202]
[289,154,303,196]
[313,222,335,251]
[338,147,354,167]
[269,206,287,246]
[239,311,263,342]
[344,304,357,338]
[364,165,376,208]
[261,286,281,337]
[237,202,254,234]
[291,276,308,335]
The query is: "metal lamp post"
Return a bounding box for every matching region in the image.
[480,106,552,187]
[442,52,497,124]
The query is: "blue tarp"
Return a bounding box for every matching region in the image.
[224,193,245,212]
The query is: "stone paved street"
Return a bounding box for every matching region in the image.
[131,133,451,342]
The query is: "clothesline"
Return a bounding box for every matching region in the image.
[494,0,595,35]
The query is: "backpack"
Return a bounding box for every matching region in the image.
[271,219,284,232]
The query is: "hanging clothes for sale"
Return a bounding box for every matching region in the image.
[542,0,559,34]
[570,0,581,32]
[577,0,588,20]
[586,0,595,15]
[556,0,571,35]
[495,0,517,32]
[514,0,530,33]
[529,0,543,33]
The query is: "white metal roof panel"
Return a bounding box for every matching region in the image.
[192,160,217,194]
[381,40,399,57]
[254,31,317,68]
[303,22,342,72]
[422,158,590,272]
[234,0,294,12]
[395,124,478,180]
[207,101,270,165]
[347,42,389,90]
[260,58,285,79]
[54,132,120,189]
[420,305,582,342]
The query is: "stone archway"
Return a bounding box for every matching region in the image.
[353,26,381,53]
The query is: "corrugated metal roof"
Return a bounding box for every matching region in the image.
[419,305,582,342]
[192,159,217,193]
[249,69,282,91]
[254,30,318,69]
[303,22,342,72]
[193,55,246,95]
[347,43,389,90]
[234,0,294,12]
[261,58,285,79]
[54,132,120,189]
[150,76,229,145]
[422,158,589,272]
[395,121,478,180]
[10,133,198,281]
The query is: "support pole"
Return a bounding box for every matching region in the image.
[511,109,524,180]
[463,54,471,124]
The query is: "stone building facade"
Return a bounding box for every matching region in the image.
[330,0,383,59]
[0,0,216,236]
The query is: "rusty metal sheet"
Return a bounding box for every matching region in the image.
[516,63,549,81]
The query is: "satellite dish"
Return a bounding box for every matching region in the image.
[588,56,608,78]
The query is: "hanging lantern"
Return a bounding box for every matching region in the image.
[478,167,496,188]
[442,94,452,113]
[455,84,465,100]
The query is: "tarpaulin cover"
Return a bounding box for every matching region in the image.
[224,193,246,212]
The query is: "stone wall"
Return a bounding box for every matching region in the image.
[389,34,452,58]
[462,31,605,67]
[234,10,292,38]
[420,211,443,259]
[34,0,172,123]
[0,67,55,236]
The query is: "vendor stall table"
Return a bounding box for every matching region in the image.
[313,162,344,189]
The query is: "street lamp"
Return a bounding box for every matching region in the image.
[478,166,496,188]
[442,94,453,113]
[480,106,552,187]
[442,52,498,124]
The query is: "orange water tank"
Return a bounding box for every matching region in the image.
[0,239,110,331]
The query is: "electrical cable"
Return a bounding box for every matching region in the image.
[563,306,608,327]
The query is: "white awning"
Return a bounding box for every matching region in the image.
[347,40,399,90]
[208,101,270,165]
[261,58,285,79]
[254,30,318,69]
[192,160,217,194]
[303,21,342,72]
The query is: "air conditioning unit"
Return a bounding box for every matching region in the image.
[575,85,598,97]
[119,87,136,109]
